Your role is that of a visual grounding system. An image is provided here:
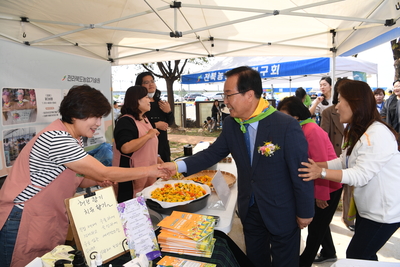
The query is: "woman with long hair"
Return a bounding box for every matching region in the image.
[113,85,160,202]
[135,72,174,162]
[277,96,342,266]
[300,79,400,261]
[321,78,355,234]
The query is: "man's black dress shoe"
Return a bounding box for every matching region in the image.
[347,225,355,231]
[313,254,337,263]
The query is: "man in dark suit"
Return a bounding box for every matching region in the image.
[164,66,314,267]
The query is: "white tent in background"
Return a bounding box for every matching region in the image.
[0,0,398,65]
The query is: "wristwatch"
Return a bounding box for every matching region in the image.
[320,168,326,179]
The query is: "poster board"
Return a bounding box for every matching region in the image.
[0,39,113,177]
[117,197,161,260]
[65,186,128,264]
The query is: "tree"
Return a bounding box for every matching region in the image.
[391,39,400,81]
[142,60,187,113]
[140,58,209,127]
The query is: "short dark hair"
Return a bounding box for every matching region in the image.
[393,80,400,86]
[225,66,262,98]
[120,85,149,121]
[277,96,311,120]
[295,87,307,100]
[332,78,347,105]
[59,85,111,124]
[373,88,385,96]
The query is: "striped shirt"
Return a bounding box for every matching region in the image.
[14,130,87,209]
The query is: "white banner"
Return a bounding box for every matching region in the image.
[0,39,112,177]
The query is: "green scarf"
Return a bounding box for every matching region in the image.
[234,98,276,133]
[299,118,316,126]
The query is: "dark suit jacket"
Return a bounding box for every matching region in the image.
[320,105,344,157]
[184,111,314,236]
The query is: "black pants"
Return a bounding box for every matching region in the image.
[299,187,343,267]
[243,202,300,267]
[347,213,400,260]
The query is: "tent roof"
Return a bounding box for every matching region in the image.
[0,0,398,65]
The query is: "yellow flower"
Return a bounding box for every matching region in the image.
[258,141,280,157]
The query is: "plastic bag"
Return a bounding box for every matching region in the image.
[87,142,113,166]
[41,245,74,267]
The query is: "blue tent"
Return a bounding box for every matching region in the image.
[181,56,377,85]
[341,27,400,57]
[267,87,313,93]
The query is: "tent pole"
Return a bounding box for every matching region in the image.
[331,54,336,83]
[330,29,337,97]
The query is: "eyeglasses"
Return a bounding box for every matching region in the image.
[142,80,155,85]
[222,92,242,100]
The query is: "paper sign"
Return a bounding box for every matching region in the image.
[211,170,230,206]
[66,187,126,264]
[117,197,161,261]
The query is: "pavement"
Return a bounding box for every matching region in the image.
[168,133,217,145]
[167,133,400,265]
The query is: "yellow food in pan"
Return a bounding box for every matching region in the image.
[185,175,213,187]
[150,182,207,202]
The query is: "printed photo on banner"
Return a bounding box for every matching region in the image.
[2,88,37,125]
[3,127,36,167]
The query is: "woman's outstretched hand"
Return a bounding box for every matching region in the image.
[299,158,322,181]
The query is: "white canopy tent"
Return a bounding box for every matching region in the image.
[0,0,398,65]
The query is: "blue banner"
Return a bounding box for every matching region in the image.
[352,71,367,82]
[266,87,313,93]
[181,57,330,84]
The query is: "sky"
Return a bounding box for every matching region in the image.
[112,41,396,94]
[356,42,394,90]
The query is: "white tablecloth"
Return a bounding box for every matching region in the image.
[331,259,400,266]
[195,158,238,234]
[188,142,238,234]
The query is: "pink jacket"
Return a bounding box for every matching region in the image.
[302,122,342,200]
[0,119,84,266]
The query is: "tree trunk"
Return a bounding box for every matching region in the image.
[140,58,207,129]
[391,39,400,81]
[165,77,179,128]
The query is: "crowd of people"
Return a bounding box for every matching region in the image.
[203,99,231,132]
[0,67,399,267]
[300,79,400,263]
[161,71,400,266]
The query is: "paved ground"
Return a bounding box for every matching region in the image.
[168,133,217,145]
[167,133,400,265]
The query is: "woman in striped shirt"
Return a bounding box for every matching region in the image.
[0,85,170,267]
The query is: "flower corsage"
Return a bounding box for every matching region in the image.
[258,141,280,157]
